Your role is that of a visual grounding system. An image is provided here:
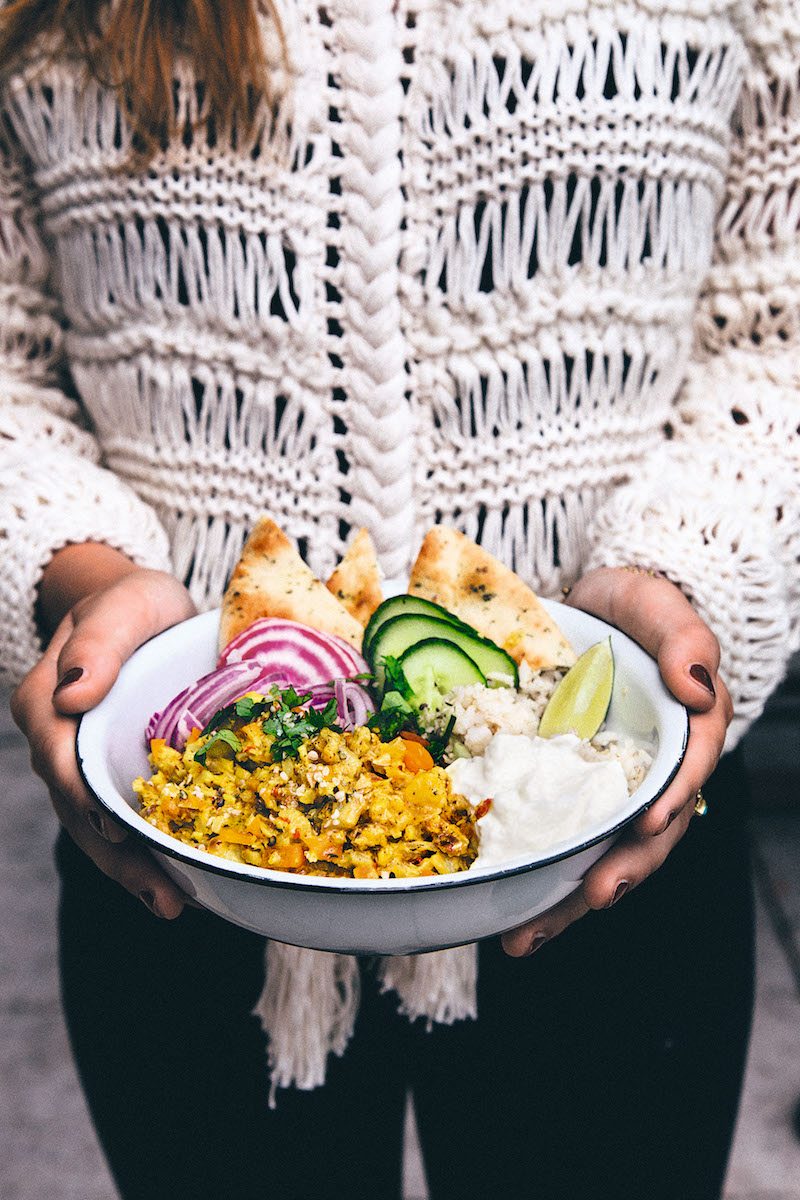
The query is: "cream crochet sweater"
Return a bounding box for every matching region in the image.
[2,0,799,748]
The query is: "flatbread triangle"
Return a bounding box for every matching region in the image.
[408,526,575,671]
[325,528,383,625]
[219,517,365,651]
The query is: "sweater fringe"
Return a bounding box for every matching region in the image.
[254,941,477,1103]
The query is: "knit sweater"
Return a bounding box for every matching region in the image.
[1,0,799,747]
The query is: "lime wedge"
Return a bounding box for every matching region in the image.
[538,638,614,740]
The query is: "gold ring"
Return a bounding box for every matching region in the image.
[694,789,708,817]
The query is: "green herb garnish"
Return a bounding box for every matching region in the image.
[425,713,456,763]
[193,728,243,765]
[366,689,416,742]
[364,658,423,742]
[381,656,414,701]
[234,695,271,721]
[199,694,272,737]
[196,687,342,764]
[262,689,342,761]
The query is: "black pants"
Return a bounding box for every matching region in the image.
[57,749,754,1200]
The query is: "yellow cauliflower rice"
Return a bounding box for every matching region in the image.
[133,712,478,879]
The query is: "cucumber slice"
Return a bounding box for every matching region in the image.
[363,594,473,659]
[399,639,486,711]
[369,614,518,688]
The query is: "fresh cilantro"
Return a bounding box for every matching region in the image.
[274,685,311,709]
[234,695,271,720]
[193,728,242,765]
[200,703,235,737]
[262,691,341,761]
[366,685,455,765]
[381,656,413,701]
[197,685,344,764]
[367,706,412,742]
[425,712,456,763]
[366,689,416,742]
[364,659,419,741]
[200,694,271,737]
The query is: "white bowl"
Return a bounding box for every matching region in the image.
[77,602,688,955]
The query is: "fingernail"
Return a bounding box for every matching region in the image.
[689,664,715,697]
[660,809,679,834]
[87,810,108,840]
[524,933,548,957]
[138,889,163,918]
[54,666,84,694]
[608,880,629,907]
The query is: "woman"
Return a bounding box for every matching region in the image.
[3,1,798,1197]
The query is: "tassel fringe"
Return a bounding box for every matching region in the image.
[254,942,361,1107]
[254,943,478,1103]
[379,945,478,1028]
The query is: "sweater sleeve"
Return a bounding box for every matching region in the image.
[586,41,800,746]
[0,131,171,686]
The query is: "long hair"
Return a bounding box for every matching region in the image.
[0,0,284,160]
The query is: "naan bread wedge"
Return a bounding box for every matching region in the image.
[220,517,364,652]
[408,526,576,671]
[325,528,383,626]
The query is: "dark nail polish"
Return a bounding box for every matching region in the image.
[609,880,629,907]
[689,664,715,697]
[88,810,108,840]
[661,809,679,834]
[525,934,548,957]
[54,666,84,693]
[138,890,162,917]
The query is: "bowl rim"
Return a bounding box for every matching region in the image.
[76,604,689,895]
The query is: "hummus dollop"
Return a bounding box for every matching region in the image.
[446,732,630,869]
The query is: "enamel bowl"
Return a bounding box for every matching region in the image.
[77,602,687,955]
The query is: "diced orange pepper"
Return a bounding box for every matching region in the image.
[186,727,202,745]
[353,863,380,879]
[218,829,256,846]
[402,740,435,773]
[150,738,166,753]
[279,843,306,870]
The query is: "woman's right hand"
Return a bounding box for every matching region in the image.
[11,555,196,919]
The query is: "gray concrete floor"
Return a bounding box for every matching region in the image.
[2,693,799,1199]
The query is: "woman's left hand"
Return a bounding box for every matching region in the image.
[501,565,734,957]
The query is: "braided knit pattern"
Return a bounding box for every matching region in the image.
[0,0,798,743]
[336,0,413,576]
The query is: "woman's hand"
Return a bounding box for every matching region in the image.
[502,566,733,957]
[11,546,196,919]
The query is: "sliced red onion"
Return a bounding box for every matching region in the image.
[218,617,368,679]
[145,661,296,749]
[334,678,375,729]
[147,619,374,751]
[305,678,376,730]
